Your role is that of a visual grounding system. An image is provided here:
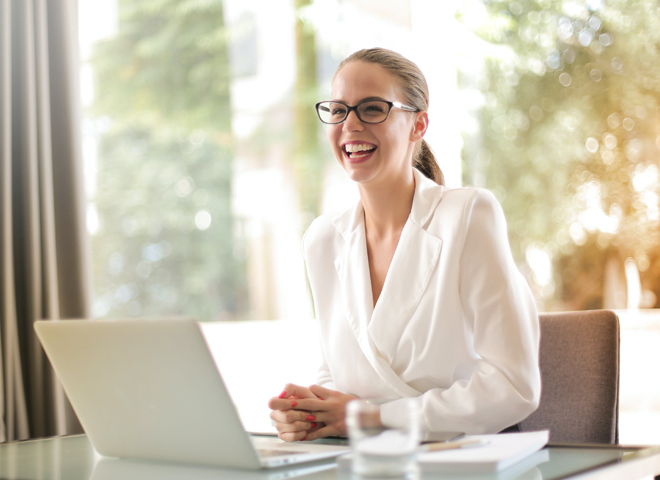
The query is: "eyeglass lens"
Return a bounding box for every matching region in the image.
[317,101,390,124]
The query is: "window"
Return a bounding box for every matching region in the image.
[457,0,660,312]
[79,0,462,322]
[79,0,660,444]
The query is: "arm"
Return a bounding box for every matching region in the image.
[303,219,337,392]
[268,222,341,441]
[315,339,336,390]
[381,190,541,433]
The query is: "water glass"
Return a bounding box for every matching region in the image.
[346,398,420,478]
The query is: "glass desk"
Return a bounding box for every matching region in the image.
[0,435,659,480]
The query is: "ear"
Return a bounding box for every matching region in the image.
[410,111,429,143]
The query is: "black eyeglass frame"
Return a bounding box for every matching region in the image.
[314,100,419,125]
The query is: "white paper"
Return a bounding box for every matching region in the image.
[418,430,549,474]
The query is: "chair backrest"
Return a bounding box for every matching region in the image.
[519,310,620,444]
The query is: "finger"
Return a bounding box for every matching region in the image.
[280,383,318,400]
[304,424,335,441]
[309,384,334,399]
[271,408,316,424]
[303,412,326,424]
[270,409,290,423]
[281,410,317,424]
[268,397,299,410]
[291,398,327,412]
[278,430,308,442]
[276,384,302,399]
[307,421,324,433]
[274,420,313,433]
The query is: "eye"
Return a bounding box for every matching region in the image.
[359,102,387,117]
[331,106,347,116]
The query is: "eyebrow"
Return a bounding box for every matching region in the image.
[330,96,388,104]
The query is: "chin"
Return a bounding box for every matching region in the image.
[343,165,379,185]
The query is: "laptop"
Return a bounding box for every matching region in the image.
[34,318,349,469]
[91,455,338,480]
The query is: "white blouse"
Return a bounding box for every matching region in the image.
[302,168,541,434]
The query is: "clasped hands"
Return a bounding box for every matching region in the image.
[268,384,358,442]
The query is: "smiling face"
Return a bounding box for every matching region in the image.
[328,61,425,188]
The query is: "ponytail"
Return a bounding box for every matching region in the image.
[413,139,444,185]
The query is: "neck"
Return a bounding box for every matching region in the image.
[359,168,415,238]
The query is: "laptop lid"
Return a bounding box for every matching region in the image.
[35,318,344,469]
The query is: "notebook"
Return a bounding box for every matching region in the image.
[417,430,549,474]
[337,430,549,476]
[34,318,349,469]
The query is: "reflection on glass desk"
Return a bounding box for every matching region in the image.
[0,435,659,480]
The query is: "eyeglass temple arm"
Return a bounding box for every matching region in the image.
[392,101,418,112]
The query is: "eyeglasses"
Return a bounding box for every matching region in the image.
[315,100,419,125]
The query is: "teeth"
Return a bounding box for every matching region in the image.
[345,143,375,153]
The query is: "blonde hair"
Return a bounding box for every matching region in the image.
[335,48,445,185]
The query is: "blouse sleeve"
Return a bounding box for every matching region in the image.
[380,189,541,434]
[315,346,336,389]
[302,220,337,390]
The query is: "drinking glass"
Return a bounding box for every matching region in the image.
[346,398,420,478]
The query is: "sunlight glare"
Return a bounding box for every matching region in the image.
[526,245,553,287]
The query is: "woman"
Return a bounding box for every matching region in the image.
[268,48,541,442]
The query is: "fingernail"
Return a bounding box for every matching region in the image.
[278,391,287,399]
[291,401,297,407]
[300,436,307,441]
[311,422,318,428]
[306,414,316,421]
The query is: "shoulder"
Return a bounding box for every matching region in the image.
[440,186,498,208]
[412,169,500,223]
[433,186,502,223]
[302,212,335,248]
[301,207,348,259]
[421,186,508,247]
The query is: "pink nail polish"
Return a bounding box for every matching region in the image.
[278,391,287,399]
[306,415,315,421]
[311,422,318,428]
[291,401,297,407]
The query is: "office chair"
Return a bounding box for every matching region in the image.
[518,310,620,444]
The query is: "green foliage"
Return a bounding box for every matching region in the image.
[89,0,243,320]
[294,0,324,228]
[459,0,660,309]
[91,0,232,132]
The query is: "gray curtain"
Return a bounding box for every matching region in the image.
[0,0,90,442]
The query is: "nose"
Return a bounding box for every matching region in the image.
[342,109,363,132]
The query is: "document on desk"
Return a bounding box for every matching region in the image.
[418,430,549,474]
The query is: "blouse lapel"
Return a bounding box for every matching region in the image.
[332,203,373,348]
[333,210,422,397]
[368,220,443,364]
[333,203,421,397]
[367,170,445,363]
[332,169,445,395]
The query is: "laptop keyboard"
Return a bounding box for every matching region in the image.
[258,448,308,457]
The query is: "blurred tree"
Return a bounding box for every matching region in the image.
[88,0,246,321]
[294,0,324,228]
[458,0,660,310]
